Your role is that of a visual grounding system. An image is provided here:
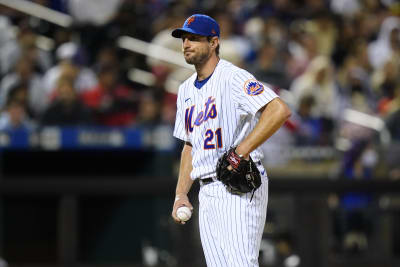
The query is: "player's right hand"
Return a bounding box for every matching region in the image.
[172,193,193,225]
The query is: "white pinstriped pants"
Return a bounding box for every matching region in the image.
[198,165,269,267]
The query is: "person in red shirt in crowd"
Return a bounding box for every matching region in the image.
[82,64,138,126]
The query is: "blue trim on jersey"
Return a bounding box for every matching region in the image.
[194,74,212,89]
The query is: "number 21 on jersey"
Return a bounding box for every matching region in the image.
[204,128,222,149]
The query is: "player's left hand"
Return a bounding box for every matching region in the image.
[216,147,262,195]
[172,193,193,224]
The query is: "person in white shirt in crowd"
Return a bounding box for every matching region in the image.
[41,42,97,99]
[0,20,52,76]
[0,56,46,117]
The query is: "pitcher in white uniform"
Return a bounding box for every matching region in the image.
[171,14,291,267]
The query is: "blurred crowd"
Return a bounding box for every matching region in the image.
[0,0,400,176]
[1,1,400,262]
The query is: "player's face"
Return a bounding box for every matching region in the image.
[181,33,212,65]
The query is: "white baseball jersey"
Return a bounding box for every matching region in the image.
[173,59,278,267]
[173,59,278,180]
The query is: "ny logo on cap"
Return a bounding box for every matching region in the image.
[187,16,195,25]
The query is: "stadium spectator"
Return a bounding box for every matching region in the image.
[0,56,46,116]
[0,20,52,76]
[291,95,324,146]
[368,16,400,70]
[0,15,14,56]
[287,30,319,79]
[67,0,123,27]
[40,76,92,126]
[332,18,358,67]
[0,97,34,131]
[371,58,400,115]
[337,53,376,113]
[92,45,119,73]
[290,56,340,119]
[304,12,338,57]
[81,64,137,126]
[42,42,97,98]
[246,39,290,89]
[135,92,161,128]
[330,0,361,17]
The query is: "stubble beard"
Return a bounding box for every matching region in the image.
[184,48,211,65]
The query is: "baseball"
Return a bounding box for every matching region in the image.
[177,206,192,222]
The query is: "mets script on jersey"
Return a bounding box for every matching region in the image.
[173,59,278,180]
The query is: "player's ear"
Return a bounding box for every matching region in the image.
[209,37,219,49]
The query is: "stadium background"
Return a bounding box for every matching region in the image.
[0,0,400,266]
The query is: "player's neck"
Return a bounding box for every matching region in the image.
[195,55,220,81]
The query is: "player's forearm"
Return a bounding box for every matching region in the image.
[175,143,194,196]
[236,98,291,158]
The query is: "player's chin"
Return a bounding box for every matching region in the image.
[184,56,196,65]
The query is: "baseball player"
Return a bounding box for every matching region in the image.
[171,14,291,267]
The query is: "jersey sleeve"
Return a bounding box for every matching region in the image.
[173,87,190,142]
[230,69,279,116]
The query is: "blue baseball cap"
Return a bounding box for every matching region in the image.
[172,14,220,38]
